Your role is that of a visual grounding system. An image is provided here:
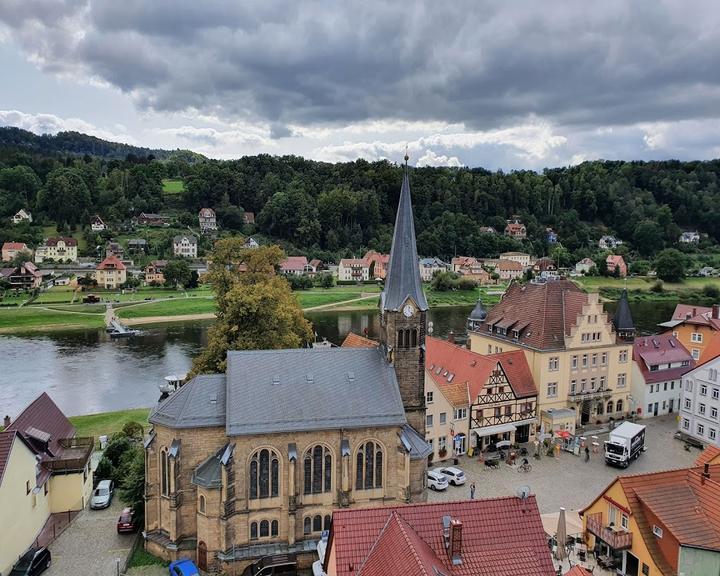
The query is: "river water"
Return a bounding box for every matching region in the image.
[0,301,677,417]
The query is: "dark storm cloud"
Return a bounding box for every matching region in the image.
[3,0,720,131]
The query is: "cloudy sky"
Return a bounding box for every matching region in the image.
[1,0,720,169]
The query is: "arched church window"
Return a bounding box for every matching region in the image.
[249,448,280,500]
[303,445,332,494]
[355,441,383,490]
[160,449,169,497]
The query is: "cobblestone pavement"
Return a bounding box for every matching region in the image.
[127,566,166,576]
[428,414,699,514]
[46,497,135,576]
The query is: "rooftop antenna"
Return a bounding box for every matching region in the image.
[404,145,409,167]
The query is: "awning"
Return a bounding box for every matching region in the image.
[541,511,583,537]
[472,423,516,438]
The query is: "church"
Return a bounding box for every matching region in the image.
[143,164,431,572]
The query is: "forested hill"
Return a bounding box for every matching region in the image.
[0,126,204,162]
[1,125,720,268]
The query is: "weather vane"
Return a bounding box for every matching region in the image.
[404,144,409,165]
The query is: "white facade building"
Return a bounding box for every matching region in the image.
[338,259,370,282]
[680,355,720,446]
[172,235,198,258]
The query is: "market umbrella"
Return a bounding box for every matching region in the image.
[555,507,568,561]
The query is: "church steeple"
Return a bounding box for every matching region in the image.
[613,289,635,341]
[382,160,428,312]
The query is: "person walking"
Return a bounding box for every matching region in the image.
[585,446,590,462]
[470,482,476,499]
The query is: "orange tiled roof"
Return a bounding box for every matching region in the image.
[97,254,126,270]
[566,567,593,576]
[341,332,379,348]
[695,446,720,467]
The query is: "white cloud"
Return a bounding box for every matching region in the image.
[416,149,462,167]
[0,109,136,144]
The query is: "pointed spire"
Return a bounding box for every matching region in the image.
[382,162,428,312]
[613,289,635,337]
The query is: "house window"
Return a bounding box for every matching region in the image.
[616,399,624,413]
[505,405,513,416]
[700,404,706,415]
[617,373,626,388]
[714,388,720,400]
[303,445,332,495]
[619,350,628,363]
[601,352,607,365]
[426,414,433,428]
[685,398,692,410]
[693,349,700,360]
[161,449,169,497]
[653,525,663,538]
[426,391,433,404]
[642,564,650,576]
[621,514,629,530]
[692,332,703,343]
[599,376,606,389]
[570,380,577,394]
[199,495,206,514]
[549,357,559,371]
[249,448,280,499]
[439,436,447,451]
[701,385,708,396]
[355,441,383,490]
[712,407,718,419]
[698,423,705,436]
[686,380,693,392]
[607,400,614,414]
[453,408,467,420]
[592,354,598,367]
[43,483,48,496]
[711,428,717,441]
[547,382,558,398]
[571,355,578,370]
[26,480,30,495]
[582,355,588,368]
[710,369,718,381]
[440,412,447,425]
[683,418,690,430]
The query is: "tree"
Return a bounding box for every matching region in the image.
[119,447,145,523]
[37,167,92,227]
[190,237,313,375]
[103,436,133,467]
[633,220,663,257]
[655,248,686,282]
[163,259,192,288]
[11,250,33,267]
[315,273,334,289]
[122,276,141,289]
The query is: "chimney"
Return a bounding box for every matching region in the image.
[713,305,720,320]
[449,519,463,565]
[703,463,711,484]
[3,415,9,429]
[448,331,455,344]
[693,308,697,317]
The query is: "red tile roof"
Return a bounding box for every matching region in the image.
[329,496,555,576]
[2,242,28,251]
[46,236,78,247]
[695,446,720,467]
[198,208,216,217]
[340,258,368,267]
[670,303,720,330]
[496,260,523,271]
[280,256,308,272]
[341,332,379,348]
[488,350,538,398]
[5,392,75,459]
[0,431,16,486]
[633,334,694,384]
[566,567,593,576]
[97,254,126,270]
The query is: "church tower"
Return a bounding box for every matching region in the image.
[380,157,428,435]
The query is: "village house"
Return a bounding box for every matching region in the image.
[599,235,623,250]
[418,257,448,282]
[496,259,524,281]
[127,238,148,253]
[1,242,30,262]
[0,393,94,576]
[698,266,717,277]
[575,258,596,275]
[451,256,477,273]
[579,462,720,576]
[137,212,171,227]
[198,208,218,234]
[309,259,323,274]
[479,226,496,234]
[0,261,42,290]
[243,236,259,249]
[679,231,700,244]
[34,237,78,263]
[90,215,106,231]
[533,257,558,278]
[338,258,370,282]
[469,280,635,426]
[504,219,526,239]
[105,240,124,260]
[606,254,627,277]
[679,338,720,447]
[242,212,255,225]
[145,260,168,285]
[173,235,198,258]
[660,303,720,360]
[499,251,531,267]
[632,334,694,419]
[11,209,32,224]
[546,227,558,244]
[143,169,431,573]
[363,250,390,279]
[95,255,127,289]
[279,256,311,276]
[324,497,555,576]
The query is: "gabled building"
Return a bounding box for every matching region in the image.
[91,215,106,231]
[0,261,42,289]
[242,212,255,225]
[499,251,531,267]
[127,238,148,253]
[496,259,524,280]
[338,258,370,282]
[363,250,390,280]
[145,260,167,285]
[469,279,634,426]
[504,219,526,239]
[599,235,623,250]
[632,334,694,419]
[96,255,127,289]
[660,304,720,360]
[324,496,556,576]
[279,256,310,276]
[679,343,720,448]
[580,463,720,576]
[0,393,93,576]
[137,212,171,227]
[479,226,496,234]
[105,241,124,260]
[34,237,78,263]
[546,227,558,244]
[606,254,627,277]
[451,256,477,273]
[11,209,32,224]
[575,258,595,275]
[418,257,447,282]
[533,257,557,278]
[244,236,260,249]
[198,208,218,234]
[679,231,700,244]
[173,235,198,258]
[2,242,30,262]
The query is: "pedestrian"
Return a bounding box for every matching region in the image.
[470,482,476,500]
[585,446,590,462]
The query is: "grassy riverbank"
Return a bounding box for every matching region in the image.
[69,407,151,439]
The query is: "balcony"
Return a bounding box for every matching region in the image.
[44,437,94,472]
[586,512,633,550]
[568,387,613,402]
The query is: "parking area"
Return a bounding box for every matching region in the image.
[46,497,135,576]
[428,414,700,514]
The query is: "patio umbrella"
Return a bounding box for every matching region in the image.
[555,507,568,561]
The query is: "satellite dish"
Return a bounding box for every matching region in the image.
[516,486,531,500]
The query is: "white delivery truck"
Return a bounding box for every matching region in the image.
[604,421,646,468]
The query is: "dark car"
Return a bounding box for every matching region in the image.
[117,507,138,534]
[10,547,51,576]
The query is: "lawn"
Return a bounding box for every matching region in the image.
[41,225,87,251]
[162,179,185,194]
[117,297,216,319]
[0,306,105,332]
[296,291,364,308]
[575,275,720,294]
[69,407,151,440]
[33,286,78,304]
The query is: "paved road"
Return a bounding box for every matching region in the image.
[46,498,135,576]
[428,414,699,514]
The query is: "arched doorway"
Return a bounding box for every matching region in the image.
[198,541,207,571]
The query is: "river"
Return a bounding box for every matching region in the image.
[0,301,678,417]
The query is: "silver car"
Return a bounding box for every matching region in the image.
[90,479,114,509]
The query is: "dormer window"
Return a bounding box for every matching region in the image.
[512,330,519,339]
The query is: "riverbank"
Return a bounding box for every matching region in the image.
[69,407,151,440]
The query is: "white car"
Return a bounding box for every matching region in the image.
[435,466,466,486]
[427,470,449,491]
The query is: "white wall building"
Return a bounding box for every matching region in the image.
[680,354,720,446]
[172,235,198,258]
[338,258,370,282]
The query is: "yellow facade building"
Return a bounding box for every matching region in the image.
[660,303,720,361]
[34,237,78,263]
[468,281,635,426]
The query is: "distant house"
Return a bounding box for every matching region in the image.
[0,261,42,289]
[145,260,167,285]
[127,239,148,253]
[606,254,627,277]
[533,257,557,278]
[243,236,259,249]
[105,241,124,260]
[309,259,323,273]
[0,393,93,576]
[599,235,623,250]
[496,258,524,280]
[499,251,531,267]
[279,256,309,276]
[479,226,496,234]
[173,235,198,258]
[198,208,218,234]
[1,242,30,262]
[575,258,595,274]
[546,227,558,244]
[34,237,78,263]
[338,258,370,282]
[699,266,717,277]
[90,215,106,231]
[11,209,32,224]
[95,255,127,289]
[137,212,171,227]
[242,212,255,225]
[504,219,526,239]
[451,256,478,273]
[680,231,700,244]
[363,250,390,279]
[418,257,448,282]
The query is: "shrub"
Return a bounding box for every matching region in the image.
[94,456,115,483]
[703,284,720,299]
[649,280,664,293]
[103,436,133,467]
[119,421,144,442]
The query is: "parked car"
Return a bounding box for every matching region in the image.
[427,470,449,491]
[435,466,466,486]
[117,507,138,533]
[90,479,114,509]
[169,559,200,576]
[10,547,51,575]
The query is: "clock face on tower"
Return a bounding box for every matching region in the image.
[403,304,414,318]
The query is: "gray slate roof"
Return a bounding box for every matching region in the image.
[468,298,487,321]
[173,235,197,244]
[225,347,407,436]
[149,374,226,428]
[382,171,428,312]
[192,443,232,489]
[613,289,635,332]
[400,425,433,460]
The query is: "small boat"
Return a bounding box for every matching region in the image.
[108,319,140,338]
